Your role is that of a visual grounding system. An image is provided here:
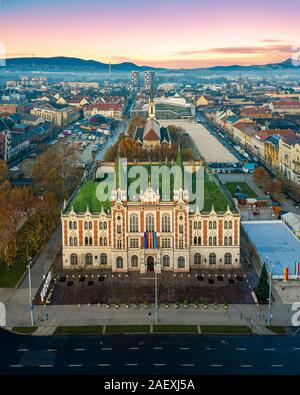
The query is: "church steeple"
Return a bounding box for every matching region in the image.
[148,95,156,119]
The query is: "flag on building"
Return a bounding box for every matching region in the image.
[144,232,157,249]
[283,267,289,282]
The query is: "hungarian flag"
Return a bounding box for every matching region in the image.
[283,267,289,282]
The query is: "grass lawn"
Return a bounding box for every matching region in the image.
[225,182,258,198]
[0,261,28,288]
[266,326,286,335]
[71,180,111,213]
[54,326,103,335]
[200,325,252,334]
[153,325,198,333]
[12,327,37,334]
[105,325,150,334]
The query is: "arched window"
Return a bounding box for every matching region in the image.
[99,221,103,230]
[213,236,217,246]
[85,237,89,246]
[179,224,184,234]
[73,221,77,230]
[224,253,232,264]
[131,255,138,267]
[162,214,171,232]
[224,221,228,229]
[69,221,73,229]
[229,236,233,246]
[193,221,197,230]
[130,214,139,232]
[163,255,170,267]
[85,253,93,265]
[99,237,103,246]
[117,224,122,234]
[103,237,107,246]
[89,221,92,229]
[209,236,212,246]
[146,214,155,232]
[74,237,78,246]
[69,237,74,246]
[89,237,93,245]
[209,221,212,229]
[84,221,88,230]
[100,253,107,265]
[193,236,197,245]
[198,221,201,229]
[213,221,217,229]
[194,253,201,265]
[103,221,107,230]
[116,256,123,268]
[198,236,201,245]
[70,253,78,265]
[228,221,232,229]
[178,256,185,268]
[224,236,228,246]
[209,253,216,264]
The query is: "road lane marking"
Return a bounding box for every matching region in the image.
[10,365,22,368]
[180,347,190,350]
[206,348,217,351]
[102,347,112,351]
[18,349,29,352]
[153,363,166,366]
[47,349,57,352]
[153,347,163,350]
[210,364,223,367]
[97,363,110,367]
[241,365,253,368]
[236,348,247,351]
[264,348,275,351]
[75,348,85,351]
[271,364,283,367]
[129,347,140,350]
[294,348,300,350]
[125,363,139,366]
[68,364,82,367]
[39,365,53,368]
[181,363,195,367]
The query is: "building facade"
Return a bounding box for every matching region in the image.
[61,161,240,273]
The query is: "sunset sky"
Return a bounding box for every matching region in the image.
[0,0,299,68]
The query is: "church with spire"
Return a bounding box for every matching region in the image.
[134,96,171,149]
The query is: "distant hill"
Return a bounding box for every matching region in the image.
[0,56,298,73]
[2,56,161,72]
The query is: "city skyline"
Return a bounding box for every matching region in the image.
[0,0,299,68]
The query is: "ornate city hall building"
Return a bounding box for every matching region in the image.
[61,157,241,273]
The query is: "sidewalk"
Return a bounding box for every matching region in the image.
[19,225,61,289]
[1,293,294,328]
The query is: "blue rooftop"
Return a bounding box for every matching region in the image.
[242,221,300,279]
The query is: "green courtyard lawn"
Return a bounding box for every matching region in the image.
[105,325,150,334]
[225,182,258,199]
[54,326,104,335]
[0,260,28,288]
[200,325,252,334]
[153,325,198,333]
[266,326,286,335]
[12,327,37,334]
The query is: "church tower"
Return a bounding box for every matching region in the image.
[148,97,156,119]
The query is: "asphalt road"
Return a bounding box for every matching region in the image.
[1,329,300,375]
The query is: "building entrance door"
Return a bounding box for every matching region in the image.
[147,256,154,272]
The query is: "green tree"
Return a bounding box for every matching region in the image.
[255,263,269,301]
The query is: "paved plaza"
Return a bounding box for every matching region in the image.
[160,121,237,163]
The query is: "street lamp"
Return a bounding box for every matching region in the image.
[27,257,34,326]
[265,256,274,326]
